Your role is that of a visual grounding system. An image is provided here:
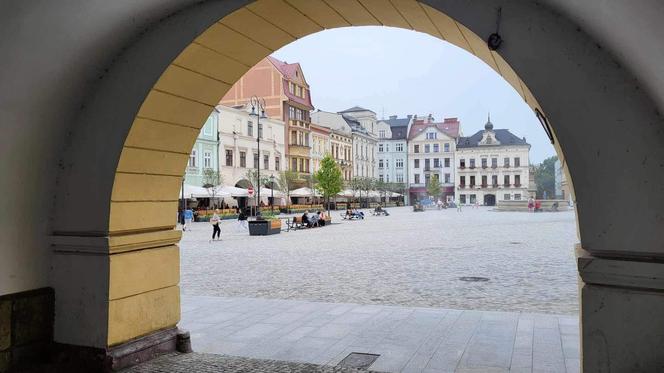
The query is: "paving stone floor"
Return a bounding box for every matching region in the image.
[181,207,579,314]
[175,295,580,373]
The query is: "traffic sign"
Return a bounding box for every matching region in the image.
[247,186,254,197]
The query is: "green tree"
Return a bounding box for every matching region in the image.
[202,168,224,200]
[535,156,557,199]
[314,155,344,213]
[360,177,375,208]
[347,177,363,207]
[374,179,390,204]
[426,174,442,199]
[277,170,298,211]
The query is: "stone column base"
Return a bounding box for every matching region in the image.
[52,327,183,372]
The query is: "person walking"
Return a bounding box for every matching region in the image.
[237,209,248,231]
[183,208,193,231]
[528,197,535,213]
[456,199,462,212]
[210,210,221,242]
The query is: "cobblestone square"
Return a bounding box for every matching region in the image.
[181,206,579,315]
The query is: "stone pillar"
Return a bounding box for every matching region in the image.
[577,246,664,372]
[51,229,181,370]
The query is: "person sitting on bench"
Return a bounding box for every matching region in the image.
[301,211,310,227]
[308,211,319,227]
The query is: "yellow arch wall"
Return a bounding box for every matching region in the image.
[107,0,559,346]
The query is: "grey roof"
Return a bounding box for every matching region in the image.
[341,114,369,135]
[339,106,375,114]
[382,117,410,127]
[457,129,529,148]
[389,125,408,140]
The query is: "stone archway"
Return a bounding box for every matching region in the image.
[3,0,657,371]
[484,194,496,206]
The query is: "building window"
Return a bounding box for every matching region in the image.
[275,157,280,171]
[470,194,476,204]
[264,155,269,170]
[386,174,390,182]
[444,143,450,152]
[289,82,294,93]
[425,144,430,153]
[444,173,450,183]
[460,176,466,185]
[491,158,497,168]
[378,144,383,152]
[433,158,440,168]
[515,174,521,186]
[289,106,296,120]
[504,157,510,167]
[414,145,420,153]
[414,174,420,184]
[425,173,431,185]
[469,159,476,168]
[204,151,211,168]
[492,175,498,186]
[481,175,487,187]
[258,122,263,139]
[470,176,476,186]
[414,159,420,169]
[426,132,437,139]
[225,150,233,166]
[385,144,389,152]
[291,158,297,171]
[247,121,253,137]
[515,157,521,167]
[379,130,386,138]
[504,194,511,200]
[396,173,403,183]
[379,175,384,182]
[433,144,440,152]
[396,159,403,168]
[504,175,510,186]
[460,194,466,204]
[253,153,259,168]
[481,158,487,168]
[203,117,214,136]
[305,159,310,173]
[385,159,389,169]
[396,143,403,152]
[240,151,246,167]
[444,158,450,168]
[460,158,465,168]
[379,160,384,168]
[189,149,197,167]
[515,193,522,200]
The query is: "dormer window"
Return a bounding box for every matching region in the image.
[486,136,493,144]
[426,132,437,139]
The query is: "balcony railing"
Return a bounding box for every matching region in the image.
[514,183,521,187]
[491,165,498,169]
[481,165,488,169]
[458,184,466,189]
[469,165,476,169]
[503,183,511,187]
[504,164,510,168]
[459,165,466,169]
[289,119,310,129]
[491,183,499,188]
[481,184,488,188]
[289,143,311,149]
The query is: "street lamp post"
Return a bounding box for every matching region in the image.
[269,174,275,213]
[249,95,267,217]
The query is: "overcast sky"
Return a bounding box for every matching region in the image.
[272,26,555,164]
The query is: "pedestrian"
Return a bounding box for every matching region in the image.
[210,210,221,242]
[535,199,542,212]
[456,199,462,212]
[237,209,248,230]
[183,207,193,231]
[528,197,534,213]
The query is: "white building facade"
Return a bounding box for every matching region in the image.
[311,110,354,181]
[407,116,460,203]
[339,106,378,178]
[376,116,410,187]
[455,118,531,205]
[217,105,285,189]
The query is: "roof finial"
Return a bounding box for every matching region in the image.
[485,112,494,131]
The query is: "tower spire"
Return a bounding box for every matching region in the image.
[484,112,494,131]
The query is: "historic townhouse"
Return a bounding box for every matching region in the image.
[376,115,411,189]
[216,104,285,189]
[185,109,220,186]
[311,110,354,181]
[339,106,378,178]
[455,116,530,205]
[220,56,314,176]
[310,123,331,174]
[407,115,460,203]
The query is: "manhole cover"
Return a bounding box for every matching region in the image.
[338,352,380,369]
[459,276,490,282]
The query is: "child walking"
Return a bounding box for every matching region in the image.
[210,210,221,242]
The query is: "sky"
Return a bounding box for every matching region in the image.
[272,26,555,164]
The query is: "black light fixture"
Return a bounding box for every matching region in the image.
[250,95,267,216]
[487,7,503,51]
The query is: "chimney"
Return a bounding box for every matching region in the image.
[389,115,397,120]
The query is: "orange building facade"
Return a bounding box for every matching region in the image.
[220,56,314,176]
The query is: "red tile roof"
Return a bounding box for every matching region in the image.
[408,118,460,140]
[268,56,314,110]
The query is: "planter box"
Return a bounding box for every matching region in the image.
[248,220,281,235]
